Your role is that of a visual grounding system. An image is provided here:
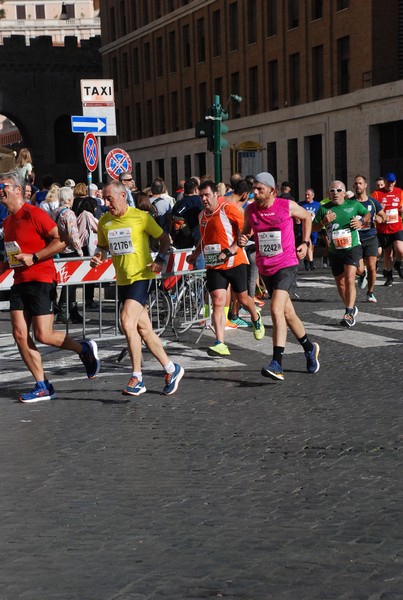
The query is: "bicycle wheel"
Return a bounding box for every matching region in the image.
[172,273,205,336]
[147,286,172,336]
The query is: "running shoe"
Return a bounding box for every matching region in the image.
[304,259,310,271]
[357,270,368,289]
[384,275,393,287]
[122,377,146,396]
[253,297,265,308]
[207,342,231,357]
[261,360,284,381]
[240,305,260,316]
[367,292,377,303]
[163,364,185,395]
[79,340,101,378]
[394,261,403,279]
[310,263,317,271]
[305,342,320,374]
[19,381,56,403]
[230,316,252,327]
[340,312,356,328]
[252,313,265,340]
[322,257,329,268]
[225,319,238,330]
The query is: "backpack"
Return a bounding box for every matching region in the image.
[150,197,164,228]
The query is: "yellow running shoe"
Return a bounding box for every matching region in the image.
[252,313,265,340]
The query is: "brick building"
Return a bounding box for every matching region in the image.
[99,0,403,199]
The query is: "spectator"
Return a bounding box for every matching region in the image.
[15,148,33,183]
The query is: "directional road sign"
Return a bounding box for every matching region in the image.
[71,116,107,134]
[105,148,132,181]
[83,133,98,172]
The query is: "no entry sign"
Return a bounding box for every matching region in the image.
[105,148,132,180]
[83,133,98,172]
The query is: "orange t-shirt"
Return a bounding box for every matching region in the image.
[199,198,248,270]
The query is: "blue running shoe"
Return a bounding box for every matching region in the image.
[305,342,320,374]
[79,340,101,378]
[19,381,56,403]
[261,360,284,381]
[122,377,146,396]
[163,364,184,395]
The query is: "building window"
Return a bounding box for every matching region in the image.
[170,157,178,196]
[267,0,277,36]
[214,77,223,100]
[184,87,193,129]
[36,5,45,18]
[268,60,279,110]
[110,7,116,41]
[196,153,207,179]
[229,3,238,51]
[199,82,207,117]
[287,139,299,196]
[184,155,192,179]
[122,52,129,89]
[132,48,140,84]
[158,95,166,134]
[311,0,323,20]
[154,0,162,19]
[135,103,142,139]
[196,18,205,62]
[336,0,349,10]
[146,161,153,186]
[288,0,299,29]
[289,53,300,105]
[334,130,347,183]
[131,4,138,30]
[111,57,118,92]
[248,66,259,114]
[142,0,149,25]
[169,31,177,72]
[212,10,221,57]
[267,142,277,181]
[146,99,154,137]
[171,91,179,131]
[230,72,241,118]
[66,3,75,18]
[247,0,257,44]
[156,37,163,77]
[182,24,191,68]
[337,36,349,94]
[144,42,151,81]
[120,1,126,36]
[156,158,165,180]
[17,6,26,18]
[168,0,175,11]
[312,45,324,100]
[124,106,131,139]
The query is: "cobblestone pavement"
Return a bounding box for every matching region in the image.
[1,269,402,600]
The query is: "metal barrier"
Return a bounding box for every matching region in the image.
[0,250,210,343]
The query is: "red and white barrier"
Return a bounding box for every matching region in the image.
[0,249,194,290]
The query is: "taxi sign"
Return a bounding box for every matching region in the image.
[80,79,115,105]
[105,148,132,180]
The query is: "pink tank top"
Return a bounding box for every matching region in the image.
[248,198,298,276]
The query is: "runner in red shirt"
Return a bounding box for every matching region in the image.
[0,170,100,403]
[372,172,403,285]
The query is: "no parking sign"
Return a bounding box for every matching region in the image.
[83,133,98,172]
[105,148,132,180]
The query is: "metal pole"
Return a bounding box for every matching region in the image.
[213,95,221,183]
[97,136,102,183]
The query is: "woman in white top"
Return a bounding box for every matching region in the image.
[15,148,33,182]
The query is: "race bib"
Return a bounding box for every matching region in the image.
[332,228,352,249]
[5,241,23,268]
[258,231,282,257]
[204,243,224,267]
[107,228,134,256]
[386,208,399,224]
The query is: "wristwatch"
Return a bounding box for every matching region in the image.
[302,240,311,247]
[32,253,39,264]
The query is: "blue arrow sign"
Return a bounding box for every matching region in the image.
[71,116,107,133]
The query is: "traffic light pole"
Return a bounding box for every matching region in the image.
[212,95,222,183]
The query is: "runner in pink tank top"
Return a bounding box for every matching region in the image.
[238,172,320,382]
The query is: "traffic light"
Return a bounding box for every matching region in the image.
[216,109,229,152]
[195,118,214,152]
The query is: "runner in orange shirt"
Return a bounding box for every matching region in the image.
[187,180,265,357]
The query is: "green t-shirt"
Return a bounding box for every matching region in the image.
[97,207,163,285]
[314,199,369,253]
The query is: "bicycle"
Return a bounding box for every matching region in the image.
[171,270,208,338]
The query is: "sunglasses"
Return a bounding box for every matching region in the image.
[122,178,133,182]
[329,188,345,193]
[0,183,15,190]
